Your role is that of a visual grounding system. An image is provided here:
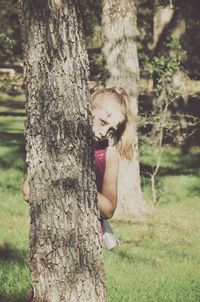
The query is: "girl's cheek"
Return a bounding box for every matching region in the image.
[92,115,95,120]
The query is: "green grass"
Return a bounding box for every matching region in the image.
[0,93,30,302]
[104,145,200,302]
[1,92,200,301]
[106,205,200,301]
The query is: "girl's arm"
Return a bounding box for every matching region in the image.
[23,176,29,202]
[97,146,119,219]
[23,147,119,216]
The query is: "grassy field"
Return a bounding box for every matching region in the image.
[0,93,200,302]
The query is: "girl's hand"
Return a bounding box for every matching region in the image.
[23,176,29,202]
[97,191,115,219]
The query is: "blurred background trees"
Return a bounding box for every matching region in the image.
[1,0,200,80]
[0,0,22,65]
[1,0,200,205]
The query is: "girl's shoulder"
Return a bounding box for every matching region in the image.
[106,146,119,165]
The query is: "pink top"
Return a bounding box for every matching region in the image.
[94,140,108,192]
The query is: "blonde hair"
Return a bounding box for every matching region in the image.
[91,87,134,160]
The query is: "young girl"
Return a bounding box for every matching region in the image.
[91,86,133,220]
[23,86,133,302]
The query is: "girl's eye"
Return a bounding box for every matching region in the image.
[106,128,115,138]
[106,129,117,146]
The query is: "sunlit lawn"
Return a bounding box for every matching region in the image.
[0,93,200,302]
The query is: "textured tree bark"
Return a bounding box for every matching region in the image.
[18,1,107,301]
[102,0,149,217]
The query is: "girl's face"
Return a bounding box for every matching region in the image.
[92,103,124,142]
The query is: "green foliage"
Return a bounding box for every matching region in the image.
[142,37,184,97]
[139,38,189,147]
[137,0,154,52]
[0,0,21,64]
[182,0,200,79]
[139,34,200,149]
[0,33,17,63]
[137,0,200,80]
[139,111,200,147]
[139,37,200,204]
[0,78,8,93]
[81,0,102,43]
[140,37,200,142]
[0,74,23,94]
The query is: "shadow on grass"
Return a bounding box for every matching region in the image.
[0,94,26,119]
[0,243,29,302]
[140,151,200,178]
[114,249,155,267]
[0,132,25,150]
[0,132,25,147]
[0,131,26,172]
[0,243,28,266]
[114,249,135,263]
[0,112,26,117]
[0,94,25,111]
[112,219,145,226]
[187,183,200,196]
[0,294,27,302]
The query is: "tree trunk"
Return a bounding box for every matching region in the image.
[152,0,188,145]
[152,0,187,55]
[18,1,107,301]
[102,0,149,217]
[152,0,174,50]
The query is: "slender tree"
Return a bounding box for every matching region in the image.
[18,0,107,301]
[151,0,188,145]
[102,0,149,216]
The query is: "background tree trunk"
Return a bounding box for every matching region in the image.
[18,1,107,301]
[152,0,188,145]
[152,0,187,98]
[102,0,149,217]
[152,0,174,50]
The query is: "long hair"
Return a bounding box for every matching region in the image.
[91,87,134,160]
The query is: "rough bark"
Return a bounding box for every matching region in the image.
[18,1,107,301]
[102,0,149,217]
